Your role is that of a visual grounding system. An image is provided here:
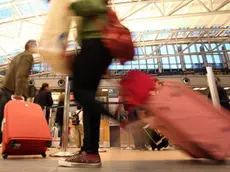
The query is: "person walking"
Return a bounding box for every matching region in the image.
[58,0,115,168]
[0,40,37,144]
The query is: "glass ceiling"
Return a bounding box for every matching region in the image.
[0,0,230,65]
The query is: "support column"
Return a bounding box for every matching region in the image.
[177,45,185,71]
[157,58,162,73]
[206,67,221,109]
[200,46,208,67]
[49,76,74,157]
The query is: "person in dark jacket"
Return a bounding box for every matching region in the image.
[208,81,230,110]
[34,83,53,124]
[0,40,37,144]
[55,94,65,147]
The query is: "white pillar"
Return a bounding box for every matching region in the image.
[206,67,221,109]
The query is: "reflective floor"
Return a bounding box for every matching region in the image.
[0,148,230,172]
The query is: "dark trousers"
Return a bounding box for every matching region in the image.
[72,39,113,154]
[0,88,13,144]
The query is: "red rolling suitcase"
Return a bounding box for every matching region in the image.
[1,97,52,159]
[120,71,230,161]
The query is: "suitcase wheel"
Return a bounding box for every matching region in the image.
[41,152,46,158]
[2,153,8,159]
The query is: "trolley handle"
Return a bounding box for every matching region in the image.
[11,95,25,101]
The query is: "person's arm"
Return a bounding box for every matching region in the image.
[15,55,33,96]
[69,0,107,16]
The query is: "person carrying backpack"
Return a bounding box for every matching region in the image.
[58,0,134,168]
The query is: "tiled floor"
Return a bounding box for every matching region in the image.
[0,148,230,172]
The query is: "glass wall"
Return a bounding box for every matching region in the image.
[30,42,229,74]
[109,42,228,72]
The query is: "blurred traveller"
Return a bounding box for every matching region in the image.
[55,94,65,148]
[58,0,114,168]
[71,105,84,148]
[124,105,149,151]
[0,40,37,144]
[208,80,230,110]
[34,83,53,123]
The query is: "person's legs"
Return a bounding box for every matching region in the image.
[45,110,50,124]
[74,126,80,148]
[59,39,113,168]
[78,124,84,147]
[59,124,63,147]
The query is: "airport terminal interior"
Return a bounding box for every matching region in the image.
[1,0,230,171]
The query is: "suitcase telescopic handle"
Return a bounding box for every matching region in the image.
[11,95,24,101]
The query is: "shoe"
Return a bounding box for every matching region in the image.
[58,151,101,168]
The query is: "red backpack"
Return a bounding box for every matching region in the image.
[95,8,134,64]
[120,70,155,106]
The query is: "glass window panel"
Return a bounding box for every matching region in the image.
[147,65,155,69]
[124,65,131,69]
[213,55,222,63]
[108,65,116,70]
[181,44,189,53]
[171,65,177,69]
[33,66,40,70]
[143,34,154,41]
[185,64,192,69]
[137,47,143,55]
[160,46,167,54]
[169,56,176,64]
[152,47,158,55]
[163,65,170,69]
[139,55,144,59]
[184,55,191,63]
[132,61,138,65]
[158,32,171,39]
[210,43,217,50]
[196,44,202,51]
[189,45,196,53]
[225,43,230,50]
[167,45,175,54]
[147,59,154,64]
[155,65,159,69]
[145,46,152,55]
[132,65,139,69]
[203,44,209,52]
[206,55,213,63]
[191,55,198,63]
[117,65,124,69]
[162,57,169,64]
[140,65,147,69]
[125,61,131,65]
[139,60,146,64]
[154,58,158,64]
[198,55,203,63]
[177,64,182,69]
[176,56,181,63]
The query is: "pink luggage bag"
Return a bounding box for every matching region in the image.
[120,71,230,161]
